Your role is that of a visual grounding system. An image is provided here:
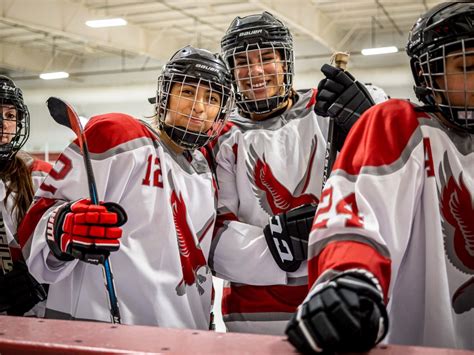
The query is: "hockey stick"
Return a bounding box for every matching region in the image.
[321,52,350,189]
[46,97,121,324]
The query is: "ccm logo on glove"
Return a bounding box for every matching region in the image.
[264,204,317,272]
[46,198,127,264]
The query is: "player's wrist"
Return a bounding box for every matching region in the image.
[45,202,75,261]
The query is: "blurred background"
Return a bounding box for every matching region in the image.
[0,0,444,154]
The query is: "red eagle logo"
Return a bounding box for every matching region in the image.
[246,137,319,215]
[439,153,474,314]
[169,174,213,296]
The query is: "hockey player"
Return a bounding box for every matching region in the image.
[209,11,378,334]
[19,46,234,328]
[286,1,474,352]
[0,75,49,316]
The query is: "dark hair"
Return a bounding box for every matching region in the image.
[0,152,34,224]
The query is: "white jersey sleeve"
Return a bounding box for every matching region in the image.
[23,131,138,284]
[210,137,303,285]
[309,99,474,350]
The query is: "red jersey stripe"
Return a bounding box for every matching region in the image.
[222,284,308,315]
[213,212,238,240]
[305,88,318,109]
[30,159,52,174]
[309,240,391,301]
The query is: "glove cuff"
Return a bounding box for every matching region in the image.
[307,268,389,346]
[46,203,74,262]
[332,269,384,295]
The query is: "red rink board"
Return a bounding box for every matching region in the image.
[0,316,472,354]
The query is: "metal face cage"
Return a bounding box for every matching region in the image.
[226,42,293,115]
[419,38,474,131]
[156,73,233,150]
[0,80,30,161]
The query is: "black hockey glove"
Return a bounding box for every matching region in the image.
[46,199,127,265]
[286,270,389,354]
[263,204,317,272]
[0,261,47,315]
[315,64,375,151]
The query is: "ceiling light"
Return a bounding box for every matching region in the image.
[361,46,399,56]
[39,72,70,80]
[86,18,127,28]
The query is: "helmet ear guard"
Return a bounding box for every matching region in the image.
[410,57,436,106]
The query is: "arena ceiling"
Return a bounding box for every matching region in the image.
[0,0,444,83]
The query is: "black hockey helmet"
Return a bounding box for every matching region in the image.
[407,1,474,132]
[0,75,30,160]
[155,45,233,150]
[221,11,294,115]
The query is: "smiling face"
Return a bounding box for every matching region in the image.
[0,104,18,145]
[164,81,222,134]
[233,48,286,101]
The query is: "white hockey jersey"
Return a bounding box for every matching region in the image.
[209,89,329,334]
[21,113,219,329]
[308,99,474,350]
[1,153,51,316]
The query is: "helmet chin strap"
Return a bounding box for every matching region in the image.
[160,121,209,150]
[238,83,292,116]
[0,143,15,160]
[248,97,292,122]
[240,96,282,115]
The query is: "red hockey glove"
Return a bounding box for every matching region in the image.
[285,269,389,354]
[46,198,127,264]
